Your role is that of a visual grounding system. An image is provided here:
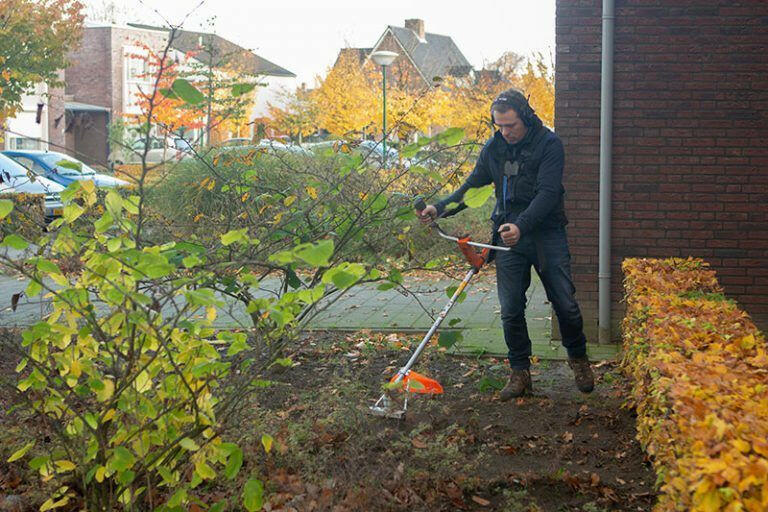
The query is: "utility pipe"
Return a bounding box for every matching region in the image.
[598,0,615,344]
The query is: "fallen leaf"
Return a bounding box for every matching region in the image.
[471,496,491,506]
[411,438,427,449]
[590,473,601,486]
[563,431,574,443]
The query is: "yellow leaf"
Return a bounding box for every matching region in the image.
[103,409,116,422]
[283,195,296,207]
[698,490,721,512]
[54,460,76,472]
[69,359,82,378]
[95,466,106,483]
[206,306,217,323]
[261,434,273,454]
[97,379,114,402]
[306,186,318,199]
[241,192,249,202]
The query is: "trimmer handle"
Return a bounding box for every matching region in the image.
[414,197,427,212]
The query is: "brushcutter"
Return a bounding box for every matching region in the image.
[369,197,511,419]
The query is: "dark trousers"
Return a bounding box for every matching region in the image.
[495,226,587,370]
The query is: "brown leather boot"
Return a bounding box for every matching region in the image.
[499,369,532,401]
[568,356,594,393]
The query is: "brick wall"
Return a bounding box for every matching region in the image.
[65,28,113,108]
[556,0,768,340]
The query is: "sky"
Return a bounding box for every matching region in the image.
[90,0,556,86]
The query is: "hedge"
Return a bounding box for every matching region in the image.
[622,257,768,512]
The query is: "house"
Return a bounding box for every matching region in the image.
[335,18,473,91]
[555,1,768,338]
[47,22,295,167]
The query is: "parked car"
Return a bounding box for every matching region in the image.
[0,153,64,220]
[3,151,129,188]
[218,137,252,147]
[108,137,193,166]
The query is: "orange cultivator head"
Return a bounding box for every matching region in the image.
[389,371,444,394]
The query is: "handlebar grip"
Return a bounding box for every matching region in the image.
[414,197,427,212]
[500,225,511,232]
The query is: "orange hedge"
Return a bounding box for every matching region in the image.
[622,257,768,512]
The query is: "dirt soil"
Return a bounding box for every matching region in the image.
[0,331,657,512]
[242,331,657,512]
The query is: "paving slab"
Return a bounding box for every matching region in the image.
[0,268,618,361]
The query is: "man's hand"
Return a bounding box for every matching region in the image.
[498,223,521,246]
[416,204,437,224]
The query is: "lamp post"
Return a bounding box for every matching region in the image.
[370,50,398,166]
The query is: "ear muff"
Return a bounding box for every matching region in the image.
[490,90,535,127]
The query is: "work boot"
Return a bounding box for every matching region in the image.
[568,356,594,393]
[500,369,532,401]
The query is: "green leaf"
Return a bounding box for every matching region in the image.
[2,234,28,250]
[221,228,248,246]
[293,239,334,267]
[94,212,113,233]
[448,318,462,327]
[0,199,13,220]
[110,446,134,472]
[377,282,396,291]
[478,376,506,392]
[464,184,495,208]
[171,78,205,105]
[7,441,34,462]
[25,279,42,297]
[438,330,463,348]
[224,445,243,480]
[261,434,273,454]
[179,438,200,451]
[159,87,180,100]
[231,83,257,96]
[227,337,250,356]
[56,159,82,171]
[36,259,61,274]
[445,285,467,303]
[195,460,216,480]
[436,127,465,146]
[242,477,264,511]
[63,203,85,223]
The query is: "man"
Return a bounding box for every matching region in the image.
[416,88,594,400]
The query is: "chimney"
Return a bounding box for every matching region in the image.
[405,19,425,40]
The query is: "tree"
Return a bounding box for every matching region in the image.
[512,52,555,128]
[312,50,377,137]
[0,0,85,117]
[267,84,318,143]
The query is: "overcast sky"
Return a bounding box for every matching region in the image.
[91,0,556,86]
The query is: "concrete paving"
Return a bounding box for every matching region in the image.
[0,266,617,361]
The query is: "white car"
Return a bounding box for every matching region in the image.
[109,137,193,166]
[0,153,64,220]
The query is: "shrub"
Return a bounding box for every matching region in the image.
[621,257,768,512]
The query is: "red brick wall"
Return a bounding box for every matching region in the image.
[65,28,113,109]
[556,0,768,339]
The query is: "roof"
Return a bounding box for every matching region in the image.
[385,26,472,84]
[65,102,111,112]
[334,48,372,68]
[127,23,296,78]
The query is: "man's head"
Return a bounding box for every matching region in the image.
[491,88,535,144]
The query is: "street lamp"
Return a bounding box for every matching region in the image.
[370,50,398,166]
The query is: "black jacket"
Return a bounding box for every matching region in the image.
[435,122,568,236]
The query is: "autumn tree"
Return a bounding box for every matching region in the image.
[511,52,555,127]
[312,50,377,137]
[267,84,318,143]
[0,0,85,117]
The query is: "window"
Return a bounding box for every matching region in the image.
[9,137,41,150]
[123,45,155,115]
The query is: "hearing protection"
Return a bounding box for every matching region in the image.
[490,89,536,127]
